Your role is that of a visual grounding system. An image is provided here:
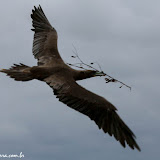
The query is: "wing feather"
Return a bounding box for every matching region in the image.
[44,74,141,151]
[31,5,64,65]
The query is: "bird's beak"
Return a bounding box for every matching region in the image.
[94,71,106,77]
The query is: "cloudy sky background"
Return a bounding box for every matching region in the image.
[0,0,160,160]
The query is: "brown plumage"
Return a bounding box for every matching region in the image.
[0,5,140,151]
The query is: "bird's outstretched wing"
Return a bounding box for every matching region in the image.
[44,74,141,151]
[31,5,64,66]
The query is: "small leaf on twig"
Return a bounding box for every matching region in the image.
[111,79,117,82]
[105,78,117,83]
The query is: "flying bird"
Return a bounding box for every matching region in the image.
[0,5,140,151]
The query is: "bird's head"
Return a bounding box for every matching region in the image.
[76,70,106,80]
[93,70,106,77]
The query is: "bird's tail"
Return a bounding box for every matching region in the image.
[0,63,33,81]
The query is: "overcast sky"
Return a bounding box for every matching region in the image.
[0,0,160,160]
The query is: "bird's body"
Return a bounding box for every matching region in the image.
[0,5,140,151]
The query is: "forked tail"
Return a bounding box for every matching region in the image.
[0,63,33,81]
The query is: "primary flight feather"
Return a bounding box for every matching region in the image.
[0,5,140,151]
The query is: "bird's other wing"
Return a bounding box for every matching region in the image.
[44,74,141,151]
[31,5,64,66]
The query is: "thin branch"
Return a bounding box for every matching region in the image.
[90,61,103,72]
[72,44,99,71]
[105,76,131,91]
[68,44,131,90]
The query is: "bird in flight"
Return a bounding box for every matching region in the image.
[0,5,140,151]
